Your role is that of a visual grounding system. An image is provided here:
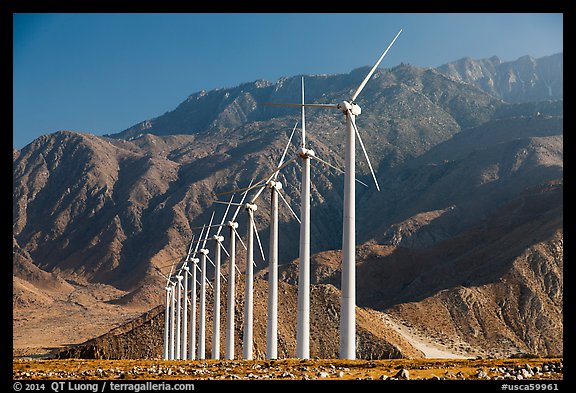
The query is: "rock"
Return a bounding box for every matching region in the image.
[338,371,345,378]
[379,374,389,380]
[317,371,330,378]
[395,368,410,380]
[476,369,490,379]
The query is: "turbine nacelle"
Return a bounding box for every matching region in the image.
[191,257,200,263]
[227,221,239,229]
[183,266,189,272]
[268,180,282,191]
[338,101,361,116]
[200,248,209,255]
[299,147,315,159]
[213,235,225,242]
[245,203,257,212]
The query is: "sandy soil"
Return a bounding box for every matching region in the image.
[379,312,471,359]
[13,281,145,358]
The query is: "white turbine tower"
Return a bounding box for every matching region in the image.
[164,284,171,360]
[210,197,234,359]
[170,278,176,359]
[160,260,178,360]
[198,211,215,360]
[157,262,178,360]
[242,198,265,360]
[187,224,207,360]
[266,29,402,359]
[296,77,311,359]
[220,183,251,360]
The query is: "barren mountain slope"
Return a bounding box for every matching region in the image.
[56,277,424,360]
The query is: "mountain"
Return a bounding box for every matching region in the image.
[55,279,425,360]
[436,53,562,103]
[13,53,563,358]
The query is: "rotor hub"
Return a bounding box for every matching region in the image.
[339,100,361,116]
[269,180,283,190]
[213,235,224,242]
[228,221,238,229]
[245,203,257,212]
[299,147,315,158]
[200,248,209,255]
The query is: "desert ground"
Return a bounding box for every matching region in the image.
[13,357,563,381]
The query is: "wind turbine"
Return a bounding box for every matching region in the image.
[222,182,251,360]
[265,29,402,359]
[210,197,234,360]
[157,261,178,360]
[187,223,207,360]
[160,260,177,360]
[197,211,215,360]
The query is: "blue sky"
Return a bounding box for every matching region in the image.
[13,13,563,149]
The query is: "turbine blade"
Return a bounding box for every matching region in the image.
[185,234,196,261]
[310,155,369,188]
[277,189,301,224]
[154,266,171,282]
[211,200,244,207]
[350,111,381,191]
[233,227,247,250]
[251,215,266,264]
[216,194,235,237]
[215,182,267,197]
[191,221,236,229]
[193,225,206,257]
[206,254,216,268]
[301,77,306,148]
[250,156,298,204]
[275,121,298,179]
[201,211,216,250]
[264,103,339,109]
[166,260,177,285]
[231,178,254,222]
[248,184,268,205]
[351,29,402,102]
[220,242,230,258]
